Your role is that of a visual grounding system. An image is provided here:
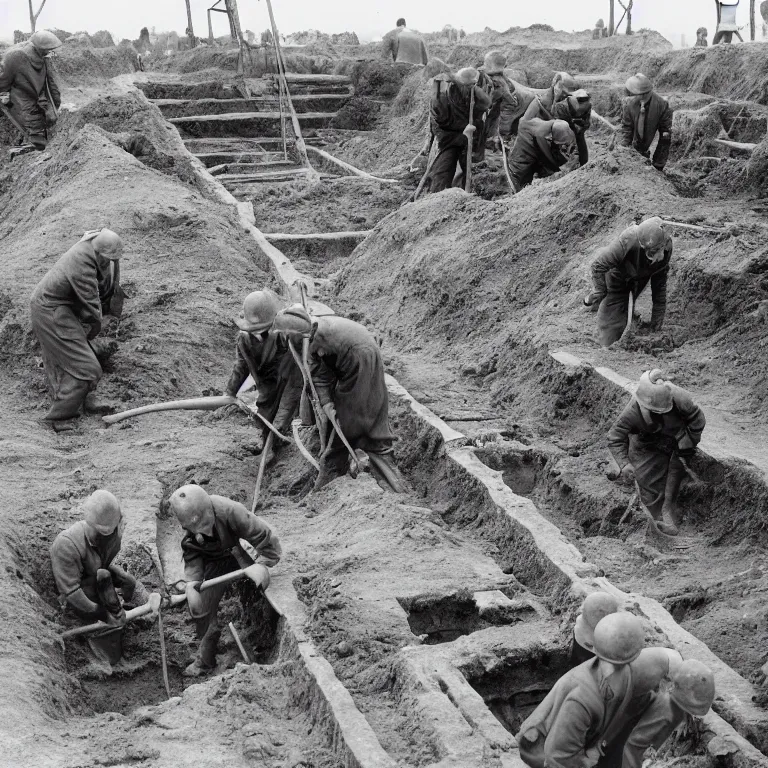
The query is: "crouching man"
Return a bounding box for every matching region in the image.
[169,484,282,677]
[50,490,149,664]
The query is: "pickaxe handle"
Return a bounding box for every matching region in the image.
[325,409,360,478]
[465,86,475,193]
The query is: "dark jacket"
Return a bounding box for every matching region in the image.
[516,657,635,768]
[623,694,686,768]
[503,82,558,136]
[0,42,61,137]
[181,496,282,581]
[430,77,493,142]
[621,92,673,169]
[549,99,591,166]
[478,68,519,141]
[590,224,672,327]
[383,27,428,65]
[608,386,706,468]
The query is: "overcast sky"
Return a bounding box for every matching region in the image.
[0,1,753,47]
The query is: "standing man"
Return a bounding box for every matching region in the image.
[0,30,62,150]
[271,306,405,492]
[224,289,303,445]
[383,18,428,66]
[584,216,672,347]
[545,89,592,166]
[427,67,492,193]
[170,484,282,677]
[51,490,149,664]
[607,370,706,536]
[621,73,673,171]
[478,51,519,153]
[506,98,575,192]
[30,229,125,427]
[517,612,645,768]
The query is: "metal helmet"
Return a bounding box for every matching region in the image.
[271,304,313,336]
[551,120,575,145]
[92,228,124,261]
[574,592,620,649]
[670,659,716,716]
[568,89,592,116]
[236,289,284,332]
[553,72,579,96]
[169,484,213,532]
[625,72,653,96]
[483,50,507,75]
[635,369,673,414]
[83,490,122,535]
[637,216,667,254]
[631,647,682,696]
[454,67,480,86]
[592,612,645,665]
[30,31,63,52]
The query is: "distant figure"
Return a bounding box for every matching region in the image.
[459,28,466,39]
[695,26,708,46]
[261,29,273,47]
[593,18,606,39]
[383,18,428,66]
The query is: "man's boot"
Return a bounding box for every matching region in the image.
[368,452,407,493]
[313,449,349,491]
[660,457,687,536]
[44,376,90,422]
[184,621,220,677]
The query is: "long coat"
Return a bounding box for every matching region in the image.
[30,241,116,394]
[0,42,61,140]
[309,316,394,454]
[621,93,673,169]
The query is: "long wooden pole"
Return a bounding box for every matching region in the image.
[751,0,757,40]
[184,0,196,48]
[609,0,615,35]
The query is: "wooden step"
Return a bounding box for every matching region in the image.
[209,161,297,175]
[271,73,351,84]
[170,111,336,138]
[193,150,287,167]
[137,80,242,100]
[183,137,326,152]
[153,94,350,118]
[219,168,314,183]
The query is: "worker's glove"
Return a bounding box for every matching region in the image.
[0,93,10,106]
[583,292,603,312]
[582,746,602,768]
[104,607,127,627]
[618,464,635,485]
[87,321,102,340]
[322,402,336,421]
[462,124,477,141]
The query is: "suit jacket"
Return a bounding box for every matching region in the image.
[621,93,673,168]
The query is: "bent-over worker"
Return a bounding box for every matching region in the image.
[426,67,493,193]
[502,71,580,139]
[51,490,149,663]
[540,88,592,166]
[607,370,706,536]
[478,51,519,152]
[30,229,125,425]
[623,659,715,768]
[517,612,645,768]
[171,484,282,677]
[383,18,428,66]
[507,98,575,192]
[271,307,406,493]
[621,73,673,171]
[0,31,62,149]
[225,289,302,445]
[569,591,620,668]
[584,216,672,348]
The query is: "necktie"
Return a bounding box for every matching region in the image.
[637,102,646,141]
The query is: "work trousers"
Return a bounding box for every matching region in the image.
[629,436,686,520]
[428,132,470,193]
[596,271,651,347]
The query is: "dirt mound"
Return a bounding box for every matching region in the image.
[51,42,137,84]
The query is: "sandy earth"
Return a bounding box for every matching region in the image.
[1,24,768,768]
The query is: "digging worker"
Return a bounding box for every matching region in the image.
[607,369,706,537]
[503,71,580,138]
[170,484,282,677]
[506,98,575,193]
[383,18,428,66]
[0,30,62,150]
[570,591,620,668]
[30,228,125,426]
[623,659,716,768]
[51,490,149,664]
[584,216,672,348]
[224,289,302,446]
[271,306,406,493]
[621,73,673,171]
[478,51,519,153]
[517,612,645,768]
[530,87,593,166]
[427,67,493,193]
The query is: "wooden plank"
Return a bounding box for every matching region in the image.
[169,111,337,124]
[263,231,373,241]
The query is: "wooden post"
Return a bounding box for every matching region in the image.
[207,9,214,44]
[626,0,633,34]
[185,0,196,48]
[751,0,757,39]
[609,0,615,35]
[28,0,48,33]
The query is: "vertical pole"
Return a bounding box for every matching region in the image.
[207,9,214,44]
[626,0,633,34]
[185,0,196,48]
[751,0,756,40]
[609,0,615,35]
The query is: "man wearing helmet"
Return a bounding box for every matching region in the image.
[623,659,715,768]
[478,51,519,153]
[501,71,580,138]
[30,228,126,427]
[621,73,673,171]
[607,370,706,536]
[224,288,303,445]
[426,66,493,193]
[517,612,646,768]
[0,30,62,149]
[169,484,282,677]
[50,490,149,663]
[585,216,673,347]
[271,306,406,493]
[570,591,620,667]
[506,97,576,192]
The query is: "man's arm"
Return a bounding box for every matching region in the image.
[621,100,635,147]
[543,699,593,768]
[69,253,103,326]
[520,95,542,125]
[50,536,107,620]
[225,336,253,396]
[624,696,681,768]
[649,258,670,330]
[229,502,282,566]
[45,62,61,108]
[652,103,673,169]
[673,389,706,444]
[309,352,336,408]
[0,50,21,94]
[607,401,638,468]
[181,538,206,582]
[589,237,627,302]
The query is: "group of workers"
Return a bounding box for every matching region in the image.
[419,49,672,194]
[519,591,716,768]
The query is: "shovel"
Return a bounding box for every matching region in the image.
[464,85,476,193]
